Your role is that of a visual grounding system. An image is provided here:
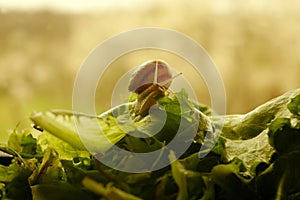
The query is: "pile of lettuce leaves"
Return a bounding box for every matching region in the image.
[0,88,299,200]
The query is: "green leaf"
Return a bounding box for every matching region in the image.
[30,110,127,153]
[21,134,38,156]
[37,132,90,160]
[268,118,290,136]
[169,150,207,200]
[0,144,22,159]
[4,158,36,184]
[268,118,300,153]
[82,176,142,200]
[157,89,194,117]
[31,181,94,200]
[169,150,189,200]
[199,176,215,200]
[211,158,254,200]
[28,148,65,186]
[222,88,300,140]
[6,129,41,158]
[255,150,300,200]
[288,94,300,115]
[154,89,205,143]
[225,130,274,170]
[0,183,5,199]
[180,137,226,173]
[7,130,22,153]
[61,159,110,187]
[0,165,8,182]
[122,136,163,153]
[6,167,33,200]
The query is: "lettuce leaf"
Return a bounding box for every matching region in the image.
[1,88,300,200]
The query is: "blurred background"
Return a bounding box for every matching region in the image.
[0,0,299,143]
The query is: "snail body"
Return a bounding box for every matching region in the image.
[128,60,174,117]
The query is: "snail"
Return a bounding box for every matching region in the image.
[128,59,181,117]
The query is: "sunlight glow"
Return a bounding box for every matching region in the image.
[0,0,144,12]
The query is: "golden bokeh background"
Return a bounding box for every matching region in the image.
[0,0,299,143]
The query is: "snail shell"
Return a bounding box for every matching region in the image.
[128,59,172,94]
